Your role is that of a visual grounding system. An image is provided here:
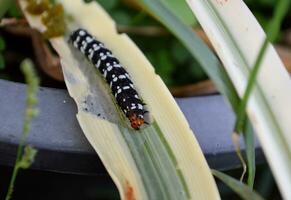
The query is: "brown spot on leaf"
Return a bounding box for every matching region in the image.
[125,181,136,200]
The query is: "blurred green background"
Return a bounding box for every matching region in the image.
[1,0,289,87]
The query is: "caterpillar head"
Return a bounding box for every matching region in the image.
[129,113,144,130]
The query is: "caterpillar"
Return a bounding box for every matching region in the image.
[70,29,147,130]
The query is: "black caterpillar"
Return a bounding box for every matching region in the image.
[70,29,147,130]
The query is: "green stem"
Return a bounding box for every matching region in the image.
[5,59,39,200]
[233,0,289,188]
[234,0,290,133]
[243,119,256,188]
[5,140,24,200]
[234,38,268,133]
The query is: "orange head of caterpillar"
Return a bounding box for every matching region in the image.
[129,113,145,130]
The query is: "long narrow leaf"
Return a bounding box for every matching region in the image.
[212,170,264,200]
[236,0,289,188]
[187,0,291,199]
[20,0,220,199]
[136,0,256,188]
[243,119,255,187]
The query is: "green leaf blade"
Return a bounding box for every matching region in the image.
[212,169,264,200]
[159,0,198,26]
[186,0,291,198]
[137,0,240,110]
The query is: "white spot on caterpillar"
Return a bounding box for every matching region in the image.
[118,75,126,79]
[80,42,87,53]
[138,104,143,109]
[107,66,113,71]
[123,86,130,90]
[88,49,94,60]
[73,41,79,48]
[95,60,101,68]
[86,36,93,43]
[93,44,101,50]
[115,89,122,98]
[103,70,107,78]
[114,64,121,68]
[73,36,80,48]
[101,56,107,60]
[79,30,86,36]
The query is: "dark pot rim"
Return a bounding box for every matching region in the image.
[0,79,264,174]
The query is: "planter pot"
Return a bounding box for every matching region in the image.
[0,79,264,174]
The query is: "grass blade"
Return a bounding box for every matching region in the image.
[243,119,255,188]
[212,169,264,200]
[235,0,290,187]
[159,0,198,26]
[235,0,290,132]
